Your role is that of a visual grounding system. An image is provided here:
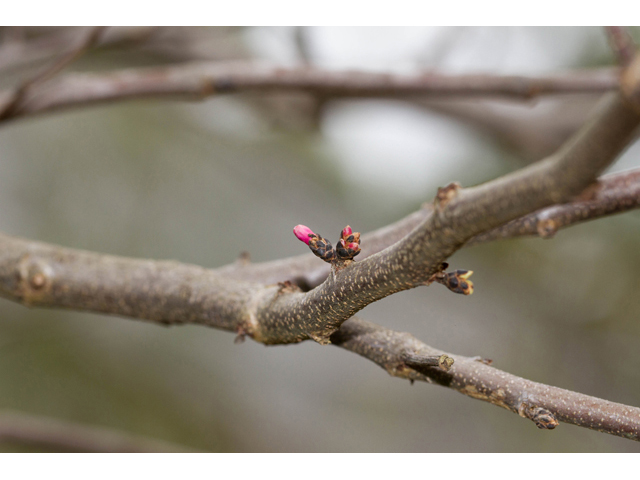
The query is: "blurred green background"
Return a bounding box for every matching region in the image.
[0,26,639,452]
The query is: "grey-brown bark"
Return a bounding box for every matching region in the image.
[332,318,640,440]
[1,27,640,447]
[0,62,620,125]
[0,410,192,452]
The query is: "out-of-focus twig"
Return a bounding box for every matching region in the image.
[0,26,107,120]
[605,26,636,67]
[0,27,159,75]
[0,62,620,125]
[0,410,194,452]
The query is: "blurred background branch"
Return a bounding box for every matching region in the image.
[0,62,620,125]
[0,410,193,452]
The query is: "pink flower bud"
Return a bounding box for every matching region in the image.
[293,225,315,245]
[346,242,360,251]
[341,225,352,239]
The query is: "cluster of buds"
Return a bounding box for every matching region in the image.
[293,224,361,264]
[335,226,361,261]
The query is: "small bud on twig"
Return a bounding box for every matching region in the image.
[293,224,362,264]
[519,403,559,430]
[402,352,454,372]
[427,263,474,295]
[293,225,315,245]
[435,182,462,210]
[293,225,336,263]
[336,225,361,260]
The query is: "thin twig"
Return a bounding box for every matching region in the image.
[0,26,106,120]
[605,26,636,67]
[0,410,194,452]
[0,27,158,75]
[467,168,640,245]
[0,62,620,125]
[331,317,640,440]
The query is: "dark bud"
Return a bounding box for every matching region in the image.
[308,233,336,263]
[520,404,559,430]
[429,268,474,295]
[336,225,362,261]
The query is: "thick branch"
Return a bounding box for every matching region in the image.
[331,317,640,441]
[1,147,638,346]
[0,26,106,120]
[605,26,636,67]
[249,91,640,344]
[0,233,268,335]
[0,62,619,124]
[0,410,192,452]
[220,169,640,287]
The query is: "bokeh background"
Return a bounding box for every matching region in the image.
[0,26,639,452]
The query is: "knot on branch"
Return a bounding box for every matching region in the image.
[402,352,454,372]
[435,182,462,210]
[293,224,361,264]
[519,403,559,430]
[17,255,54,304]
[426,262,474,295]
[536,217,559,238]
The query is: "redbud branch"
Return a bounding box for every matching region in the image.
[331,317,640,440]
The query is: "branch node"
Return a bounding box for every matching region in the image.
[427,263,474,295]
[536,217,559,238]
[17,255,53,304]
[276,280,301,295]
[471,356,493,365]
[434,182,462,210]
[402,352,454,372]
[519,403,559,430]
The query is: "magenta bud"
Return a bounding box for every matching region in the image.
[347,242,359,250]
[341,225,352,239]
[293,225,315,245]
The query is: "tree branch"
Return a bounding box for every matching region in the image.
[0,233,263,333]
[331,317,640,441]
[466,168,640,245]
[0,410,193,452]
[245,90,640,344]
[1,29,640,444]
[0,26,106,120]
[605,26,636,67]
[0,62,619,125]
[0,27,159,75]
[1,96,639,344]
[220,168,640,287]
